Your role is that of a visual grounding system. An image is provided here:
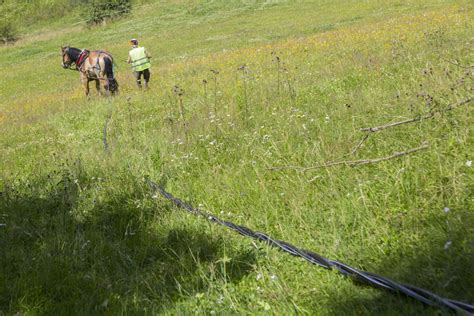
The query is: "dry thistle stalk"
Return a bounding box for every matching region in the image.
[210,69,220,117]
[172,85,187,136]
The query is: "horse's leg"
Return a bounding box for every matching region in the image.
[98,68,109,97]
[95,79,102,96]
[81,74,90,97]
[101,79,110,97]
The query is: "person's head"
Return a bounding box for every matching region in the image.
[130,39,138,46]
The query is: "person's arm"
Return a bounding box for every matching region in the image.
[127,53,131,64]
[145,48,151,59]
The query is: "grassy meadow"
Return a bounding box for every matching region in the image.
[1,0,473,314]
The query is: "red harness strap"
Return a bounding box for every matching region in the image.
[76,50,89,70]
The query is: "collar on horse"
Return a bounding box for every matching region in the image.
[75,50,89,70]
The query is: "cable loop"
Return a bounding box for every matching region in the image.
[148,180,473,315]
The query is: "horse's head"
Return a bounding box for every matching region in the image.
[61,46,73,69]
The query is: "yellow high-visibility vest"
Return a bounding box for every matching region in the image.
[129,47,151,71]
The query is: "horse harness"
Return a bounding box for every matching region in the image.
[69,49,111,81]
[75,50,89,71]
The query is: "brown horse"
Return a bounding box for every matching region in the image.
[61,46,119,96]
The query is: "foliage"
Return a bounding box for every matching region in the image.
[83,0,132,25]
[0,19,16,43]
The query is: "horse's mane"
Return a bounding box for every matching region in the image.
[66,47,82,61]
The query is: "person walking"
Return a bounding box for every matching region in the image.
[127,38,151,89]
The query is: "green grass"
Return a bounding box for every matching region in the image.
[1,0,473,314]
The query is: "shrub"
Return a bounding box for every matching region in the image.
[0,20,17,44]
[84,0,132,25]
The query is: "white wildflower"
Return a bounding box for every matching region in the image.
[444,241,452,250]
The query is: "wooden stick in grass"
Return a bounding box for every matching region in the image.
[103,112,112,153]
[441,57,474,69]
[351,132,370,155]
[360,97,472,133]
[269,143,429,171]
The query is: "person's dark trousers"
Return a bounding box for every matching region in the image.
[133,68,150,89]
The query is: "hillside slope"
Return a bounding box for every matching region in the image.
[1,1,473,314]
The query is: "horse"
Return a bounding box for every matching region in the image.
[61,46,119,96]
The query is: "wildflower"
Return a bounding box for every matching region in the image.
[270,274,278,281]
[444,240,452,250]
[466,160,472,167]
[443,207,450,213]
[256,273,263,281]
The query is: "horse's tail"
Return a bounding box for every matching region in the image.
[104,56,119,94]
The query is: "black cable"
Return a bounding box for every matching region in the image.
[147,180,473,315]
